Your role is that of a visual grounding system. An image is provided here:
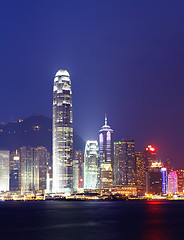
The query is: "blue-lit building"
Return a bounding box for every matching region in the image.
[161,167,167,194]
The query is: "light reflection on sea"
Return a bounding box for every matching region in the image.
[0,200,184,240]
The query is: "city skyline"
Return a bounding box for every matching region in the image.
[1,1,184,169]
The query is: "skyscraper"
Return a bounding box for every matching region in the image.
[84,140,99,189]
[35,146,48,191]
[52,69,73,193]
[146,162,163,194]
[168,171,178,194]
[20,146,38,194]
[0,150,10,192]
[161,167,167,194]
[114,140,136,186]
[99,115,113,167]
[145,145,157,170]
[10,150,20,191]
[166,157,174,174]
[135,151,146,188]
[73,150,84,189]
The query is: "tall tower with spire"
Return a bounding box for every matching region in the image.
[99,115,113,168]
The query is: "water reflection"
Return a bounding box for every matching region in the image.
[142,201,172,240]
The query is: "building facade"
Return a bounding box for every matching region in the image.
[168,171,178,194]
[100,163,113,189]
[20,146,37,194]
[52,69,73,193]
[99,115,113,167]
[10,150,20,191]
[114,140,136,186]
[73,150,84,190]
[135,151,146,188]
[84,140,99,189]
[161,167,167,194]
[0,150,10,192]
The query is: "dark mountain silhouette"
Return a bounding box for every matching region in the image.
[0,115,85,153]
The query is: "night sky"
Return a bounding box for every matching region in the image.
[1,1,184,168]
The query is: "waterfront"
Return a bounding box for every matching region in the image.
[0,200,184,240]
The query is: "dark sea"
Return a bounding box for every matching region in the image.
[0,200,184,240]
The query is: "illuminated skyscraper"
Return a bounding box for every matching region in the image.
[146,162,163,194]
[168,171,178,194]
[35,146,48,191]
[166,157,174,174]
[52,69,73,193]
[10,150,20,191]
[114,140,136,186]
[135,151,146,188]
[176,169,184,194]
[73,150,84,189]
[20,146,38,194]
[0,150,10,192]
[99,115,113,167]
[100,163,113,189]
[161,167,167,194]
[145,145,157,170]
[84,140,99,189]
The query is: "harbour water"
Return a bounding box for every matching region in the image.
[0,200,184,240]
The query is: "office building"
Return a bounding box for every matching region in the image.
[35,146,48,191]
[100,163,113,189]
[99,115,113,167]
[0,150,10,192]
[114,140,136,186]
[20,146,36,194]
[168,171,178,194]
[52,69,73,193]
[135,151,146,188]
[176,169,184,194]
[84,140,99,189]
[73,150,84,189]
[161,167,167,194]
[10,150,20,191]
[146,162,162,194]
[166,158,174,174]
[145,145,157,170]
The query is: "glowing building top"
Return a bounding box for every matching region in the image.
[99,115,113,168]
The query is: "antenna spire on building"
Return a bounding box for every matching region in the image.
[105,114,107,126]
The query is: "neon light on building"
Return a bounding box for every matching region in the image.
[168,171,178,194]
[161,167,167,194]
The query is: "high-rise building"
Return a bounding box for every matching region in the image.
[35,146,48,191]
[161,167,167,194]
[146,162,163,194]
[84,140,99,189]
[52,69,73,193]
[100,163,113,189]
[145,145,157,170]
[73,150,84,189]
[99,115,113,167]
[166,158,174,174]
[168,171,178,194]
[20,146,37,194]
[114,140,136,186]
[176,169,184,194]
[0,150,10,192]
[10,150,20,191]
[135,151,146,188]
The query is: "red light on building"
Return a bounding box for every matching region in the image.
[80,178,83,182]
[146,145,156,152]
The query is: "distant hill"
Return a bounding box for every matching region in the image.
[0,115,85,153]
